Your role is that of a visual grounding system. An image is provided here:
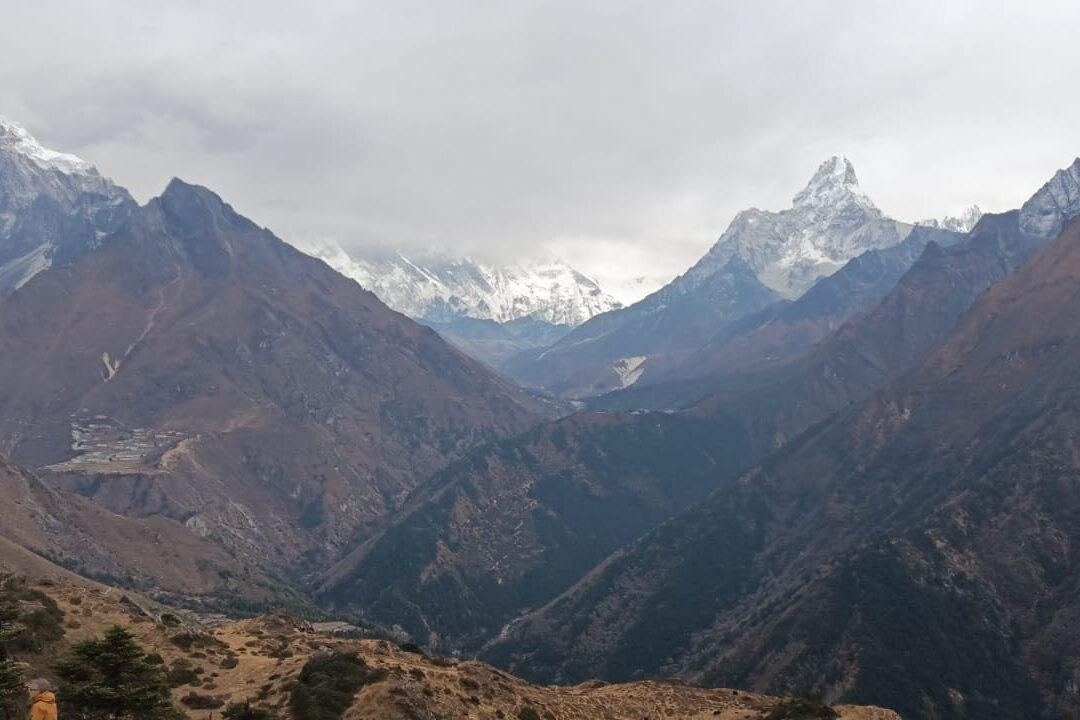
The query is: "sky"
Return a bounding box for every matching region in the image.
[3,1,1080,303]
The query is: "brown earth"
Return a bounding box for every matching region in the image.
[0,179,542,598]
[7,573,900,720]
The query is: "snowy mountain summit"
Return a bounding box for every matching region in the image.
[309,242,621,327]
[0,117,96,175]
[0,117,134,295]
[919,204,984,233]
[683,155,914,299]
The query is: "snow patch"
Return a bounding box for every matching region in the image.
[0,116,95,175]
[675,155,911,300]
[300,241,622,327]
[612,355,648,387]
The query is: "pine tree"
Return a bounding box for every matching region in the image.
[55,625,179,720]
[0,659,23,720]
[0,577,26,720]
[0,593,25,657]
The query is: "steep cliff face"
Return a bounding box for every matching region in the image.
[0,117,136,295]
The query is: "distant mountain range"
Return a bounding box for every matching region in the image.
[505,156,976,397]
[319,156,1080,720]
[0,119,544,599]
[305,242,622,367]
[485,170,1080,720]
[6,114,1080,719]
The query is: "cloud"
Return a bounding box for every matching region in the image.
[3,0,1079,300]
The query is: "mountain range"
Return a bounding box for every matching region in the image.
[306,242,621,367]
[3,115,1080,719]
[487,202,1080,720]
[0,122,544,602]
[318,156,1080,720]
[504,156,978,398]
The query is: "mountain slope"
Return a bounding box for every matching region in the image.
[507,156,916,397]
[0,178,542,592]
[317,409,758,649]
[0,117,136,295]
[591,222,965,409]
[0,454,272,598]
[488,208,1080,720]
[0,579,901,720]
[326,160,1080,655]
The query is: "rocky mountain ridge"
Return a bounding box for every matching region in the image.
[506,156,924,397]
[0,117,136,295]
[308,244,621,327]
[0,171,543,598]
[486,186,1080,720]
[306,242,622,367]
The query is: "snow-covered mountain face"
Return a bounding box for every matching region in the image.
[308,242,622,326]
[1019,158,1080,239]
[0,117,135,294]
[919,204,984,233]
[679,155,913,299]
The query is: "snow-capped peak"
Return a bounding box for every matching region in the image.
[302,240,622,327]
[1019,158,1080,240]
[918,205,984,234]
[679,155,904,300]
[0,116,96,175]
[792,154,874,210]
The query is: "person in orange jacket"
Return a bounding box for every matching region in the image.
[26,679,56,720]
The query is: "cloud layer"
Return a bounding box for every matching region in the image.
[3,1,1079,301]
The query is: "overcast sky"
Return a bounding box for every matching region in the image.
[3,1,1079,302]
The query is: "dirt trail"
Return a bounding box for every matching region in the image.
[105,259,188,382]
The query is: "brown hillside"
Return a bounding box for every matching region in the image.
[6,576,899,720]
[0,179,541,595]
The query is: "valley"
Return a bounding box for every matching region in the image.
[1,108,1080,720]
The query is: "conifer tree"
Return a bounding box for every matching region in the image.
[55,625,179,720]
[0,659,23,720]
[0,577,26,720]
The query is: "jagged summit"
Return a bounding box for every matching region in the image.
[919,204,984,234]
[0,116,96,175]
[306,240,622,327]
[158,177,253,231]
[0,116,135,295]
[792,154,874,210]
[677,155,908,299]
[1020,157,1080,239]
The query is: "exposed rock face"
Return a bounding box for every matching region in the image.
[1020,159,1080,238]
[506,156,916,398]
[591,222,964,409]
[0,117,136,295]
[0,178,541,586]
[698,155,912,299]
